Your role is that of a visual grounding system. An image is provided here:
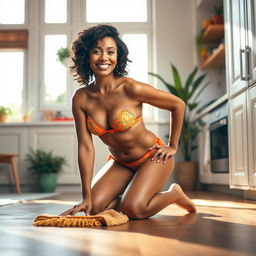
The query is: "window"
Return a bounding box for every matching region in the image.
[123,34,148,83]
[0,0,152,121]
[0,0,25,24]
[0,51,24,120]
[44,0,67,24]
[86,0,147,22]
[43,35,67,107]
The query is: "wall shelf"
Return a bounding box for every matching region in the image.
[201,43,225,70]
[202,24,224,43]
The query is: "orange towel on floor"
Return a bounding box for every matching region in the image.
[33,209,129,227]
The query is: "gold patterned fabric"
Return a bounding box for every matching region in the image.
[33,209,129,227]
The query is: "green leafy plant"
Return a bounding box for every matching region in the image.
[213,4,223,15]
[0,106,12,115]
[25,148,67,174]
[24,107,33,116]
[56,47,70,63]
[149,64,208,161]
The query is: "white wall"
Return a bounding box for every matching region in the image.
[152,0,196,121]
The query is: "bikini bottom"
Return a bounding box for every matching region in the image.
[107,137,164,171]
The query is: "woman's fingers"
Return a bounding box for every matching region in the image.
[59,207,74,216]
[149,144,160,151]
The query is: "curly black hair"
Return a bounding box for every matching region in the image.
[70,24,130,86]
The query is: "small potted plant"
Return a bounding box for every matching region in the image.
[25,148,67,193]
[0,106,12,123]
[23,107,33,122]
[212,4,223,24]
[56,47,70,68]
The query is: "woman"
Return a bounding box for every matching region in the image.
[61,24,196,219]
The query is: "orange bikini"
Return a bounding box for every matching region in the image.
[87,110,142,136]
[87,110,164,170]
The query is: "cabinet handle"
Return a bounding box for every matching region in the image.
[246,46,251,81]
[240,48,246,81]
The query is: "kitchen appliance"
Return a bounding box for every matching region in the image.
[209,102,229,173]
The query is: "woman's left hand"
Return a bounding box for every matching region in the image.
[149,144,177,164]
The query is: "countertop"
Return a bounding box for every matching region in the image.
[193,93,229,121]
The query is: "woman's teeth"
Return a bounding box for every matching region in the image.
[97,64,110,70]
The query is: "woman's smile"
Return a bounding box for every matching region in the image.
[89,37,118,76]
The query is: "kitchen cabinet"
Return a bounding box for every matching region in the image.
[247,0,256,84]
[229,91,249,189]
[225,0,256,190]
[248,86,256,188]
[225,0,256,96]
[225,0,248,96]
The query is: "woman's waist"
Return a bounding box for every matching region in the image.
[108,133,160,163]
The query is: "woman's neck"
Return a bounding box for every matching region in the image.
[94,74,117,94]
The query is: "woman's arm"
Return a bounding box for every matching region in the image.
[60,88,95,216]
[126,79,185,157]
[72,89,95,199]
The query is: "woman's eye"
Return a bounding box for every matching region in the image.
[92,49,101,54]
[108,51,115,55]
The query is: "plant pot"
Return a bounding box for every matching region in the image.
[37,173,57,193]
[23,115,31,122]
[176,161,197,191]
[0,114,7,123]
[212,15,223,24]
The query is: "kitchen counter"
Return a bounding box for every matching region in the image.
[193,93,229,121]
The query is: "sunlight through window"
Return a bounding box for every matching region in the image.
[0,0,25,24]
[86,0,147,22]
[43,35,67,106]
[122,34,148,83]
[45,0,67,23]
[0,51,24,118]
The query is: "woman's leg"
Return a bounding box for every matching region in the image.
[120,156,196,219]
[90,159,134,215]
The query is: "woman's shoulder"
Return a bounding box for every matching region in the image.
[122,77,153,95]
[72,86,90,104]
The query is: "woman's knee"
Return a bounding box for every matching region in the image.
[90,194,106,215]
[120,200,146,220]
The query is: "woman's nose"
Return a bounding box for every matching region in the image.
[100,53,107,61]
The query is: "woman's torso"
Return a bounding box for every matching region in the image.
[81,77,157,162]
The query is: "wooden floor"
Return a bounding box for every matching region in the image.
[0,191,255,256]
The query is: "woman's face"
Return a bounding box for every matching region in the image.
[89,37,118,77]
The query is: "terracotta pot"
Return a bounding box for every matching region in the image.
[212,15,223,24]
[176,161,197,191]
[23,115,31,122]
[0,114,7,123]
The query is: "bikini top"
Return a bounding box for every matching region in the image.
[87,110,142,136]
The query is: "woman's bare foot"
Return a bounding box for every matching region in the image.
[169,183,196,213]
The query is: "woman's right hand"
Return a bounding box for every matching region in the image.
[59,197,92,216]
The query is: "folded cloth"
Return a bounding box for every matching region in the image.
[33,209,129,227]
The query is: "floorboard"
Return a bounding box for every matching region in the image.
[0,191,255,256]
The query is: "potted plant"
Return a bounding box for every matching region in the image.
[0,106,12,123]
[56,47,70,68]
[212,4,223,24]
[149,64,208,190]
[23,107,33,122]
[25,148,67,193]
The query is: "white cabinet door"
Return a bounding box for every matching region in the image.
[229,91,249,188]
[247,86,256,189]
[225,0,248,96]
[29,126,80,184]
[247,0,256,83]
[198,114,211,184]
[0,127,31,185]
